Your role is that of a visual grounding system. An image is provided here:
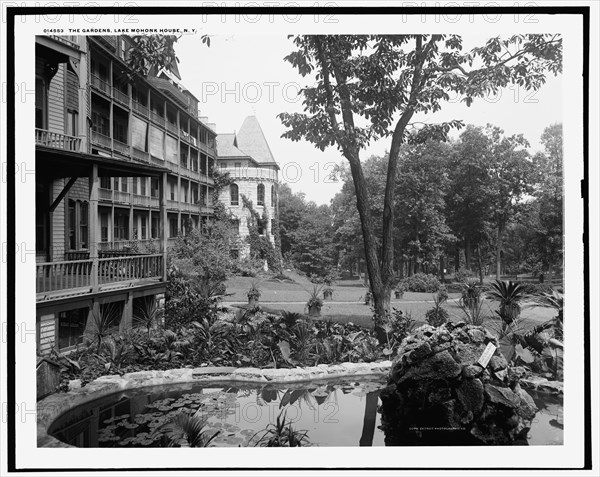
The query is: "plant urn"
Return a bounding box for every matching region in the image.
[324,290,333,300]
[308,305,321,317]
[248,298,257,308]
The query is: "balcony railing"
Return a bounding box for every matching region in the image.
[167,200,179,209]
[150,155,164,165]
[150,111,165,127]
[132,101,149,117]
[147,76,189,108]
[35,129,81,152]
[99,188,113,201]
[91,74,111,95]
[48,35,80,50]
[36,259,92,293]
[112,87,129,106]
[91,130,111,148]
[114,190,131,203]
[99,239,160,252]
[113,139,129,155]
[166,122,178,135]
[132,147,150,163]
[36,254,163,296]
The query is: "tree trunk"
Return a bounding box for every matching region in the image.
[454,247,460,272]
[346,156,390,343]
[465,236,472,270]
[476,244,484,285]
[495,226,503,281]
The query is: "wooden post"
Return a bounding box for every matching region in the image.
[159,172,168,281]
[89,164,99,292]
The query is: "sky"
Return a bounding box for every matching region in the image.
[175,34,563,205]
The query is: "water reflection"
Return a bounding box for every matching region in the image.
[49,376,387,447]
[48,376,561,447]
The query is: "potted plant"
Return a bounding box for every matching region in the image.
[323,286,334,300]
[247,281,261,307]
[307,285,323,317]
[364,290,372,305]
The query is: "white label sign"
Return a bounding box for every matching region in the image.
[477,342,497,368]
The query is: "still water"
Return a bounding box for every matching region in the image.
[48,376,563,447]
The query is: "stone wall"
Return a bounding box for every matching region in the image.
[379,322,538,446]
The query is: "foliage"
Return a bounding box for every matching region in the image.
[241,194,281,272]
[247,281,261,301]
[460,279,483,309]
[436,285,448,304]
[486,280,529,324]
[454,267,476,283]
[154,411,220,447]
[133,296,162,336]
[87,303,121,353]
[380,308,416,356]
[425,295,450,327]
[401,273,441,293]
[306,285,324,310]
[279,33,562,340]
[250,410,309,447]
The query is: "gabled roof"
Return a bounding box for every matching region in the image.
[216,133,254,160]
[235,116,278,167]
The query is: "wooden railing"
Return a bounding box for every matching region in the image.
[37,254,163,295]
[166,121,178,135]
[113,139,129,155]
[91,74,111,95]
[150,111,165,127]
[132,101,149,117]
[114,190,131,203]
[37,259,92,293]
[91,130,111,148]
[132,147,150,162]
[35,129,82,152]
[112,87,129,106]
[98,254,162,283]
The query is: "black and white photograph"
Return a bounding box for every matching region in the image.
[1,2,598,475]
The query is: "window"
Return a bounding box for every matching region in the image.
[257,219,264,236]
[67,200,88,250]
[92,110,110,137]
[151,216,159,238]
[121,178,128,193]
[234,162,241,169]
[132,178,138,195]
[220,163,226,171]
[169,217,178,238]
[170,182,176,201]
[79,202,88,249]
[66,110,78,137]
[257,184,265,206]
[271,185,276,207]
[100,177,111,189]
[58,308,87,350]
[35,76,47,129]
[113,116,128,143]
[230,184,239,206]
[100,212,109,242]
[141,216,147,239]
[151,178,159,198]
[114,211,129,241]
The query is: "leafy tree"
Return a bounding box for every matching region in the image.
[289,202,338,282]
[279,34,562,342]
[277,183,310,256]
[528,123,563,279]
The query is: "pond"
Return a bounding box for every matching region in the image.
[48,376,563,447]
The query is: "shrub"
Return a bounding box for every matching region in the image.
[460,279,483,309]
[455,267,475,283]
[401,273,441,293]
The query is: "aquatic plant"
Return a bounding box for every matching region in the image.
[250,410,309,447]
[153,411,220,447]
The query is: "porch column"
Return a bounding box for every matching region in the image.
[159,172,168,281]
[129,179,134,242]
[89,164,99,292]
[177,176,182,233]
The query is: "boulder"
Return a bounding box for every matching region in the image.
[380,322,538,446]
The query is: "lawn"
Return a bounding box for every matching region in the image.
[224,272,555,329]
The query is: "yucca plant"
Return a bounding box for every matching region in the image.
[486,280,529,325]
[133,296,163,336]
[88,303,121,353]
[153,411,220,447]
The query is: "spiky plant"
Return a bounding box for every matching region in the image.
[250,410,309,447]
[154,411,220,447]
[486,280,529,325]
[133,296,162,336]
[88,303,121,353]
